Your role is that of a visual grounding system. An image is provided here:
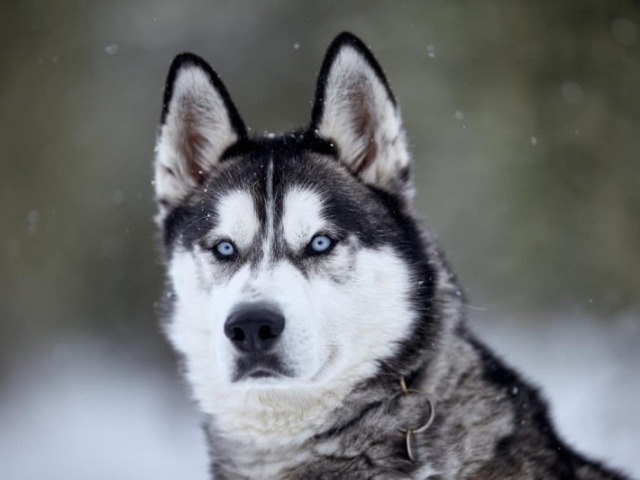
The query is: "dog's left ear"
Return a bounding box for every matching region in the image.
[310,33,413,201]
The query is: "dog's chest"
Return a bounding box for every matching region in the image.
[209,409,435,479]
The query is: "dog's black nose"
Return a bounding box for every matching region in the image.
[224,304,285,354]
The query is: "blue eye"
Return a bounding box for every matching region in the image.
[309,234,334,255]
[214,240,236,259]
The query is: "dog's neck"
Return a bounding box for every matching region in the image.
[203,360,440,479]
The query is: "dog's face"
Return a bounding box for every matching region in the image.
[155,34,436,417]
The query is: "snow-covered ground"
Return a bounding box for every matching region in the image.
[0,342,209,480]
[1,313,638,479]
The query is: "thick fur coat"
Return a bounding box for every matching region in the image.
[153,33,630,479]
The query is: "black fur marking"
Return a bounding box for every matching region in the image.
[365,186,439,383]
[398,166,411,183]
[221,130,337,161]
[160,52,247,138]
[162,204,202,252]
[309,32,397,132]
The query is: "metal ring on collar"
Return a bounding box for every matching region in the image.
[396,377,436,462]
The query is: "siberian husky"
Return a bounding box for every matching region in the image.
[153,32,630,479]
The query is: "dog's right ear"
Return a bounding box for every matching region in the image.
[154,53,246,219]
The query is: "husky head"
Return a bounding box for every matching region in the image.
[155,33,452,435]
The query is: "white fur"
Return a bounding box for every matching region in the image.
[209,190,259,251]
[316,46,412,198]
[282,187,326,249]
[154,65,239,216]
[164,186,417,475]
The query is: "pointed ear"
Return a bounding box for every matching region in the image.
[154,53,246,217]
[310,33,413,201]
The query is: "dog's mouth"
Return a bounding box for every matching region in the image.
[244,368,281,379]
[232,355,292,382]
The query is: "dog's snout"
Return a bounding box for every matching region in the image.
[224,304,285,354]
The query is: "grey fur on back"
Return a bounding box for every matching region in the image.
[154,33,631,479]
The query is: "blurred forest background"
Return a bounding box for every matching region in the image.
[0,1,639,479]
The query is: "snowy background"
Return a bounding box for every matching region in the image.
[1,315,639,479]
[1,1,639,478]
